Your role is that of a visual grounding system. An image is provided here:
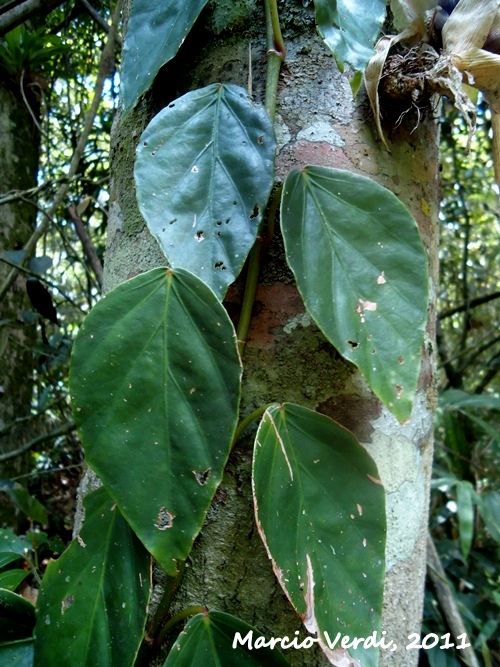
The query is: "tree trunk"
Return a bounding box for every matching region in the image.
[0,76,40,528]
[101,2,439,665]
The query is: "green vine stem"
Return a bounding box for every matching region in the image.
[231,403,274,450]
[148,562,186,644]
[154,606,207,648]
[236,0,285,355]
[151,3,285,649]
[264,0,286,121]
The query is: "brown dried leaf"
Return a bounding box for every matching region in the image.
[492,112,500,184]
[393,0,438,20]
[364,19,427,149]
[451,47,500,110]
[442,0,497,52]
[364,36,396,150]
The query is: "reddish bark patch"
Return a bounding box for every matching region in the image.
[318,394,381,442]
[246,284,304,347]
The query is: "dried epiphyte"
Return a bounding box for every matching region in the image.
[365,0,500,180]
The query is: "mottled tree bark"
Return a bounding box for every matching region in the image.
[0,76,40,527]
[99,1,439,665]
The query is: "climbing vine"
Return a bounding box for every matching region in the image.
[1,1,446,666]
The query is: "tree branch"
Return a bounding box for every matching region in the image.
[76,0,122,46]
[438,291,500,320]
[0,0,65,36]
[68,204,104,288]
[0,421,75,462]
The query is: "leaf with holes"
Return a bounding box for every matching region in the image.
[69,268,241,574]
[121,0,209,112]
[253,403,386,667]
[34,487,150,667]
[135,83,276,299]
[164,610,290,666]
[281,166,428,423]
[314,0,387,71]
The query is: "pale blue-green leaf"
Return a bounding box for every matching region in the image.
[135,83,275,299]
[121,0,209,112]
[314,0,386,71]
[34,487,150,667]
[0,639,34,666]
[253,403,386,667]
[281,166,428,423]
[69,268,241,575]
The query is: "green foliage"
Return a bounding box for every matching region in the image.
[0,638,34,666]
[281,166,428,423]
[34,488,150,667]
[0,25,67,78]
[253,403,386,667]
[121,0,209,112]
[0,481,48,524]
[438,101,499,394]
[70,268,241,574]
[135,84,276,299]
[0,588,35,642]
[164,610,290,666]
[314,0,386,71]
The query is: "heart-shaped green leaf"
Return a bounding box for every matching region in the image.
[164,610,290,666]
[34,488,150,667]
[314,0,386,71]
[281,166,428,423]
[253,403,386,667]
[121,0,209,112]
[69,268,241,574]
[135,84,276,299]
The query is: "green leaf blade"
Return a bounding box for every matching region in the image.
[0,570,30,592]
[0,639,34,667]
[0,528,31,567]
[34,488,150,667]
[164,610,290,666]
[121,0,209,112]
[314,0,386,71]
[0,589,35,642]
[69,268,241,574]
[135,84,276,299]
[253,403,386,667]
[456,481,474,561]
[281,166,428,422]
